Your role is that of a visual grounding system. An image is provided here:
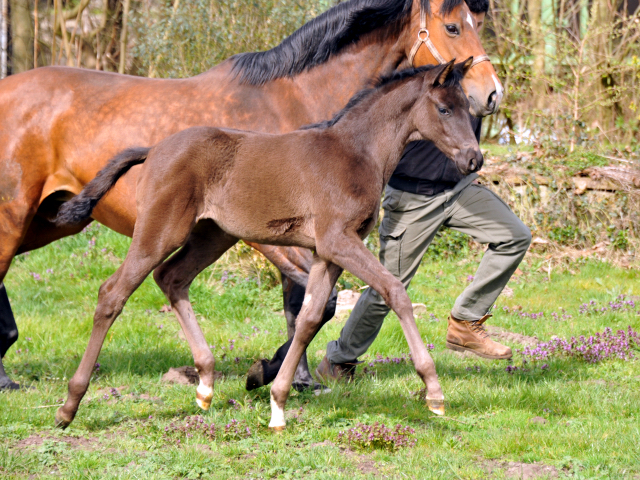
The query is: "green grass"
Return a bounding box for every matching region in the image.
[1,224,639,479]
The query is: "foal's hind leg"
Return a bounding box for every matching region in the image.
[55,218,194,428]
[269,256,343,429]
[153,220,238,411]
[317,233,444,415]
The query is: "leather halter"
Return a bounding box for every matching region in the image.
[407,5,491,69]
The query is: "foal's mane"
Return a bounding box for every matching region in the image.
[231,0,464,86]
[300,64,463,130]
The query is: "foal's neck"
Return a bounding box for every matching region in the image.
[335,80,424,185]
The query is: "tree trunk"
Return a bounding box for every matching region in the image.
[10,0,32,73]
[528,0,545,109]
[1,0,9,77]
[590,0,619,132]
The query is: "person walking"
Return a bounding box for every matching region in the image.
[316,0,532,382]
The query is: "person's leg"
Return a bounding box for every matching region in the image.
[443,183,531,358]
[321,186,449,372]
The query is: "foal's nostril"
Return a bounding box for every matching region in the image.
[469,158,477,172]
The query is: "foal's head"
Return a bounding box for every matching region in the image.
[411,58,483,175]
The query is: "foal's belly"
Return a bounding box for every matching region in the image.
[200,203,316,250]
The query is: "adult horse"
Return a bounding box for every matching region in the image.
[0,0,501,390]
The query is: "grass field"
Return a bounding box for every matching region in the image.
[1,224,639,479]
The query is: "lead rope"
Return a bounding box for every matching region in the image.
[407,5,491,69]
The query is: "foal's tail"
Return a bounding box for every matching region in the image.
[56,147,150,225]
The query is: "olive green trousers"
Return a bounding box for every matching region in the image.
[326,174,532,364]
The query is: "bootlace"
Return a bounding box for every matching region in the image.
[469,320,489,339]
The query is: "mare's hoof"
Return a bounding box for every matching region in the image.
[291,382,331,396]
[0,380,20,391]
[426,397,445,416]
[54,409,72,429]
[269,425,286,432]
[245,359,267,391]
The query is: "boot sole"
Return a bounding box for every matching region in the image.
[446,341,512,360]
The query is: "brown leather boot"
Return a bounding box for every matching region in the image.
[315,355,360,383]
[446,314,512,360]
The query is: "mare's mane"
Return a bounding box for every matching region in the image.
[231,0,464,85]
[300,64,463,130]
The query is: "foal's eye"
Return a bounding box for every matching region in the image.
[445,24,459,35]
[438,107,450,116]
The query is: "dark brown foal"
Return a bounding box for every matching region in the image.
[55,59,481,429]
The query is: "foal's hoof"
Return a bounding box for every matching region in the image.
[269,425,286,432]
[245,359,267,391]
[426,397,445,416]
[196,383,213,411]
[54,408,72,429]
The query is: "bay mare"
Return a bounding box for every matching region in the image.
[0,0,502,390]
[54,60,482,429]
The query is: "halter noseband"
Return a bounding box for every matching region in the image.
[407,5,490,69]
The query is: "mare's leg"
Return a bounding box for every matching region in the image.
[269,256,343,429]
[0,283,19,390]
[0,181,43,390]
[318,233,444,414]
[245,245,337,391]
[153,220,238,410]
[56,212,194,428]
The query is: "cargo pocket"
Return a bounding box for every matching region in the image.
[379,223,407,277]
[381,188,405,212]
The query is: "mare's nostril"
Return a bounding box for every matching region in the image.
[469,159,477,171]
[487,91,497,111]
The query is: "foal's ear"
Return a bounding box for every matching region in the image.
[433,59,456,87]
[455,56,474,77]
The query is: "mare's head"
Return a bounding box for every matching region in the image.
[410,58,483,175]
[406,0,502,117]
[232,0,502,118]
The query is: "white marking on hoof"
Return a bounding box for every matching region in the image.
[196,381,213,410]
[269,393,286,429]
[466,12,474,29]
[303,294,312,306]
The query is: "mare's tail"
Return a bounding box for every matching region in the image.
[55,147,150,225]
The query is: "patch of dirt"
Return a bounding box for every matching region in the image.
[486,326,539,348]
[343,448,381,477]
[484,460,558,479]
[12,435,100,451]
[529,416,549,425]
[161,366,223,386]
[12,435,44,449]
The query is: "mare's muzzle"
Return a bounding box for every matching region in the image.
[453,147,484,176]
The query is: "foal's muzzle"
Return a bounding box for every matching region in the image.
[454,147,484,176]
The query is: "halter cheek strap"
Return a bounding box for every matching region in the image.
[407,6,491,69]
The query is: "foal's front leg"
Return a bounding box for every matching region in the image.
[319,233,445,415]
[269,256,343,430]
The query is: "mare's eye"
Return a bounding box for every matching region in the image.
[438,107,450,116]
[445,24,459,35]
